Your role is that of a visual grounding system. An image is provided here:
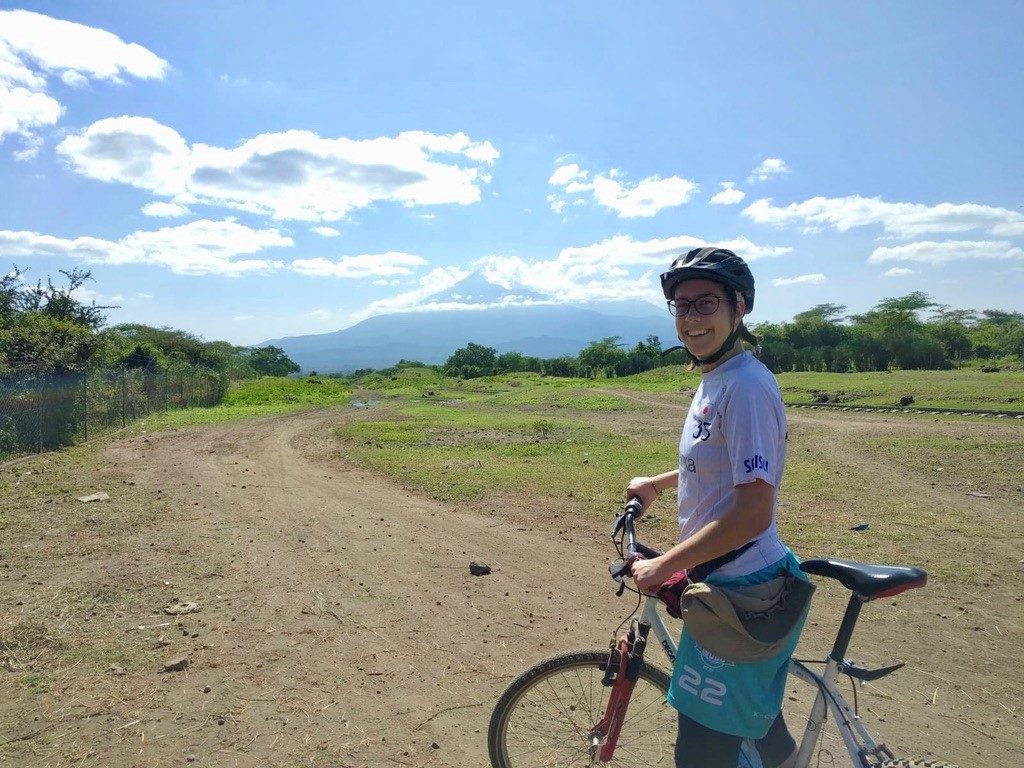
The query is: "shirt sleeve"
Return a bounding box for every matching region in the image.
[720,377,785,488]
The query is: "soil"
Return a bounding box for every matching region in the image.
[1,403,1021,767]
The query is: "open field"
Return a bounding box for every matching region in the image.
[1,370,1022,766]
[590,365,1024,412]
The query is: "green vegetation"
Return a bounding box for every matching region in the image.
[137,375,352,430]
[2,269,304,457]
[754,295,1024,373]
[338,365,1022,586]
[339,394,675,507]
[412,292,1024,386]
[775,369,1024,411]
[434,336,689,380]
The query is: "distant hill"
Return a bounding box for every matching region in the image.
[263,303,670,373]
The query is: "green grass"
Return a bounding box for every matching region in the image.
[776,369,1024,410]
[591,365,703,393]
[337,393,676,511]
[136,375,352,430]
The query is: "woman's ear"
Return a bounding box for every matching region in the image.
[734,292,747,319]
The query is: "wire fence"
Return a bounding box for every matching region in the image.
[0,365,227,460]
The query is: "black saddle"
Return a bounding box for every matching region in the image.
[800,558,927,601]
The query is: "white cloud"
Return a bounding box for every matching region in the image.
[306,309,334,321]
[58,116,190,194]
[868,240,1024,265]
[351,266,471,321]
[311,225,340,237]
[69,286,149,304]
[291,251,427,279]
[0,10,167,148]
[743,195,1024,238]
[548,163,587,186]
[709,182,745,206]
[748,158,789,183]
[771,273,826,287]
[58,118,499,221]
[883,267,915,277]
[233,315,255,322]
[348,233,792,322]
[11,129,44,160]
[142,201,190,217]
[548,162,698,218]
[0,219,291,276]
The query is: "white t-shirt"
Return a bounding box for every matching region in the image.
[677,351,788,580]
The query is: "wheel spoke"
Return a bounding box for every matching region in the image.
[492,653,676,767]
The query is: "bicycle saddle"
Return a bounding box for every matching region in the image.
[799,558,927,600]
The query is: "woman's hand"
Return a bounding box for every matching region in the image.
[626,476,659,515]
[630,554,673,594]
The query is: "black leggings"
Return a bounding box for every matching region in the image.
[674,711,795,768]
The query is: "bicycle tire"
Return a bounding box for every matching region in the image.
[488,649,676,767]
[877,761,960,767]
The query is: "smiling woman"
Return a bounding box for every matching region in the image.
[625,247,808,768]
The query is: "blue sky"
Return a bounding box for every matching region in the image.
[2,2,1022,345]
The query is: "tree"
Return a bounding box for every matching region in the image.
[577,337,627,377]
[443,342,498,378]
[1,268,108,374]
[247,345,300,376]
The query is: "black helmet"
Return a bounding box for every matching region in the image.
[660,247,755,313]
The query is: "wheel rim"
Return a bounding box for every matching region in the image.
[496,659,676,767]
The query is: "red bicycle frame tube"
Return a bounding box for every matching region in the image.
[594,634,639,762]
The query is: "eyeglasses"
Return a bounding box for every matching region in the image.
[667,294,725,317]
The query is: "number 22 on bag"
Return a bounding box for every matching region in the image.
[677,665,726,706]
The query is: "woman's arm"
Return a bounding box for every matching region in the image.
[631,478,774,593]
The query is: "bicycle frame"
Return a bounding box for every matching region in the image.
[631,594,887,768]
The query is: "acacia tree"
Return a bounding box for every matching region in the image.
[443,342,498,378]
[0,268,108,374]
[577,336,627,377]
[247,345,300,376]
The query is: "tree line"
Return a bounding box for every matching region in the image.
[754,293,1023,373]
[430,292,1023,379]
[1,269,300,382]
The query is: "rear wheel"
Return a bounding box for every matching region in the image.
[488,650,676,767]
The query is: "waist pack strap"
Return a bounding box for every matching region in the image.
[689,541,756,583]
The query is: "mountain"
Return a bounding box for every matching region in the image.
[263,303,671,373]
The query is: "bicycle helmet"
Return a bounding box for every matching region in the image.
[660,247,755,313]
[660,247,757,365]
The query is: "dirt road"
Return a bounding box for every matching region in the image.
[3,404,1020,766]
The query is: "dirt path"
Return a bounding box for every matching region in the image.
[47,408,634,767]
[3,403,1021,766]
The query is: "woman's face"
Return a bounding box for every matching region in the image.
[672,278,742,359]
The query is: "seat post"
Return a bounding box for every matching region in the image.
[829,594,864,661]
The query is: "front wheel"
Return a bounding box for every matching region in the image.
[877,761,960,767]
[488,649,676,767]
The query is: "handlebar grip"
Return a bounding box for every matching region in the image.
[624,497,644,516]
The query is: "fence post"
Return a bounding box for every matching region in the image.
[36,374,43,454]
[83,370,89,441]
[121,367,127,428]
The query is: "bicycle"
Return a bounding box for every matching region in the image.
[487,500,959,767]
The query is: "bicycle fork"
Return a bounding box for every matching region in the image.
[592,621,650,763]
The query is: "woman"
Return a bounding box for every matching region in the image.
[627,247,806,768]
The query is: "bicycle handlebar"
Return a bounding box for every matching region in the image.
[609,498,663,586]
